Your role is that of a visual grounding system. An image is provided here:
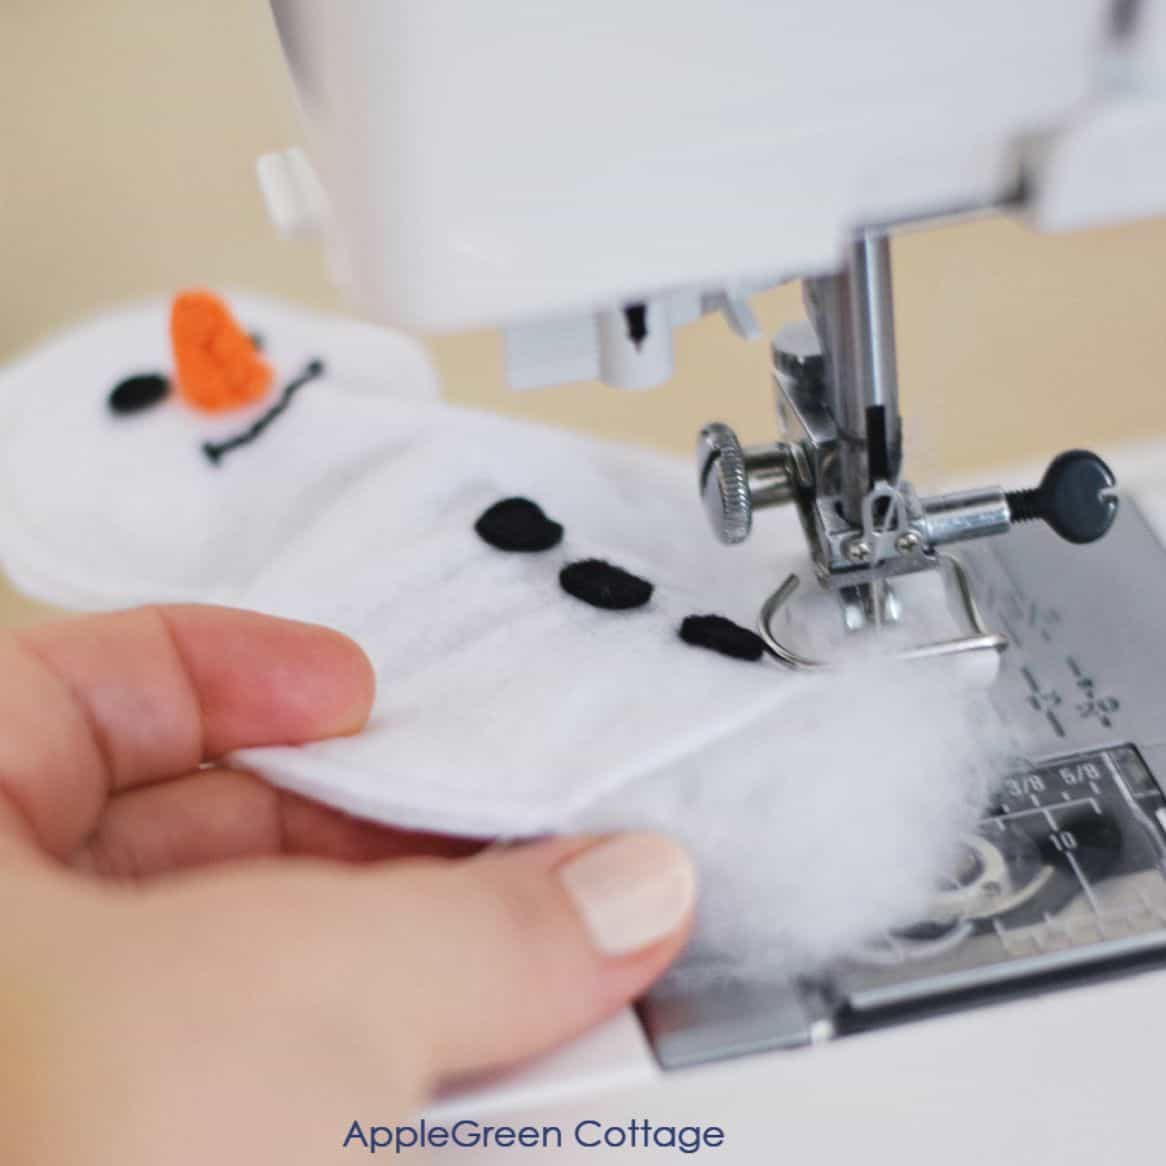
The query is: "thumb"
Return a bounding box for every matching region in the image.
[14,833,695,1164]
[390,833,695,1087]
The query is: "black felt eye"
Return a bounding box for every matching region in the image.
[679,614,765,662]
[108,373,171,416]
[559,559,653,610]
[475,497,564,552]
[249,332,264,351]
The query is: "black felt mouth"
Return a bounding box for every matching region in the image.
[202,359,325,466]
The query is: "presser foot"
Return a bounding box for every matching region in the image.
[756,553,1008,671]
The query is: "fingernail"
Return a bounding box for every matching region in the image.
[560,833,695,957]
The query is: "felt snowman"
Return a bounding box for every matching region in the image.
[0,291,999,975]
[0,291,438,610]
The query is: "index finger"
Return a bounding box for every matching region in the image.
[0,605,375,858]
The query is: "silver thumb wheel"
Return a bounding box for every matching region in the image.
[696,423,752,544]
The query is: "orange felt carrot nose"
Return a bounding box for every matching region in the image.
[170,290,273,413]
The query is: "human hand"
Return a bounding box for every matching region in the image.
[0,606,694,1165]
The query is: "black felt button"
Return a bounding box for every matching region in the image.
[560,559,653,610]
[679,614,765,661]
[475,497,564,552]
[108,373,171,416]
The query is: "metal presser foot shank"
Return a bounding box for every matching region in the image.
[695,229,1119,669]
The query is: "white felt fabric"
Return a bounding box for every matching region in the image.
[0,294,438,610]
[1,293,838,838]
[0,294,1085,971]
[226,407,817,838]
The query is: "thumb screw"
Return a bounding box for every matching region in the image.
[1006,450,1118,545]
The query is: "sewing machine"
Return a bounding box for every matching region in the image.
[259,2,1166,1159]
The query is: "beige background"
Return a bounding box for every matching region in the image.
[3,0,1166,626]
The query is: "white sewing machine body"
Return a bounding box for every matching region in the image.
[263,0,1166,388]
[426,955,1164,1165]
[434,964,1164,1164]
[259,3,1166,1158]
[261,1,1159,643]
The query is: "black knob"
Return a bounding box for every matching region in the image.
[1006,450,1118,545]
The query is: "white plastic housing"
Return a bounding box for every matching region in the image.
[266,2,1128,329]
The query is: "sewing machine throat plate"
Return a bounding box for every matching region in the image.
[641,497,1166,1070]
